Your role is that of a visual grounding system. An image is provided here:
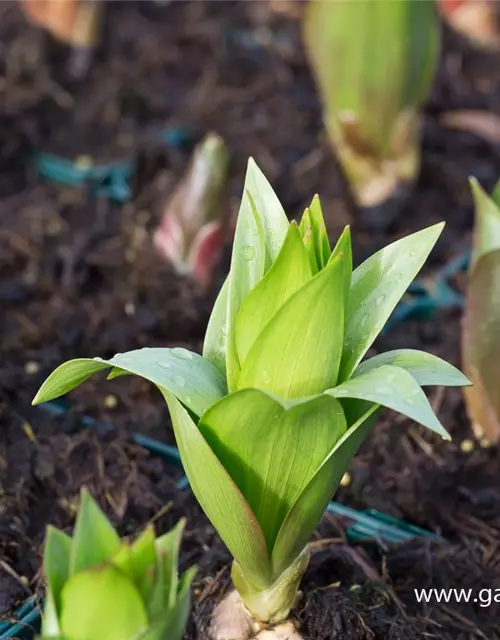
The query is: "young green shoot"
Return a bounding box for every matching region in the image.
[304,0,439,215]
[39,488,194,640]
[462,178,500,444]
[154,133,230,290]
[34,160,469,639]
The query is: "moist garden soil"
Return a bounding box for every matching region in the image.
[1,1,500,638]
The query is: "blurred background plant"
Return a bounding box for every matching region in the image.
[462,178,500,445]
[303,0,440,229]
[439,0,500,50]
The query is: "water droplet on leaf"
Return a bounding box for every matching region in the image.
[171,348,193,360]
[375,295,385,307]
[172,374,186,387]
[242,245,255,261]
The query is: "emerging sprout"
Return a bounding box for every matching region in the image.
[39,488,194,640]
[34,160,469,640]
[439,0,500,50]
[462,178,500,444]
[154,133,230,290]
[304,0,439,215]
[20,0,102,77]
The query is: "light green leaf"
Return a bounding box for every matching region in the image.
[139,568,195,640]
[329,225,352,302]
[199,390,346,554]
[203,277,230,376]
[235,224,312,365]
[41,587,62,637]
[272,404,378,576]
[470,178,500,271]
[309,195,331,269]
[353,349,471,387]
[162,390,272,588]
[33,348,227,419]
[339,223,444,381]
[155,519,185,609]
[43,526,72,613]
[32,359,111,406]
[60,565,148,640]
[237,254,345,398]
[299,206,319,274]
[226,160,289,391]
[112,526,157,599]
[327,364,450,439]
[70,489,121,575]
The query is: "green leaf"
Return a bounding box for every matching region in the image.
[112,526,157,604]
[203,277,230,376]
[327,364,450,439]
[162,390,272,588]
[272,404,378,576]
[41,587,62,637]
[155,519,185,609]
[226,160,289,391]
[309,195,331,269]
[299,206,319,274]
[339,223,444,381]
[329,225,352,302]
[199,390,346,554]
[32,359,111,405]
[353,349,471,387]
[139,568,195,640]
[43,526,72,613]
[237,253,345,398]
[470,178,500,271]
[70,489,121,575]
[235,224,312,365]
[33,348,227,419]
[60,565,148,640]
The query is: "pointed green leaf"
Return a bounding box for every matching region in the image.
[60,565,148,640]
[43,526,72,613]
[299,206,319,274]
[309,195,331,269]
[32,359,111,405]
[235,224,312,365]
[41,587,62,637]
[70,489,121,575]
[199,390,346,553]
[139,568,195,640]
[162,390,272,588]
[112,526,157,604]
[353,349,471,387]
[203,277,229,376]
[272,404,379,575]
[155,519,185,609]
[329,225,352,302]
[339,223,444,381]
[492,179,500,205]
[226,160,289,390]
[33,348,227,418]
[327,364,450,439]
[470,178,500,271]
[237,254,345,398]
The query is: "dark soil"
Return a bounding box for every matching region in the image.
[1,1,500,638]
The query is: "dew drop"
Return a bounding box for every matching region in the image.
[158,361,171,369]
[172,374,186,387]
[171,348,193,360]
[409,248,418,257]
[242,245,255,261]
[375,295,386,307]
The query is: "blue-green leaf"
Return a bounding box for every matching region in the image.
[339,223,444,381]
[353,349,471,387]
[33,348,227,418]
[327,364,450,439]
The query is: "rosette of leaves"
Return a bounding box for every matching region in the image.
[39,488,194,640]
[34,160,469,639]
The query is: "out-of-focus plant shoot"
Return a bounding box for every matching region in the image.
[462,178,500,444]
[154,133,230,290]
[20,0,102,77]
[39,488,194,640]
[439,0,500,49]
[304,0,439,216]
